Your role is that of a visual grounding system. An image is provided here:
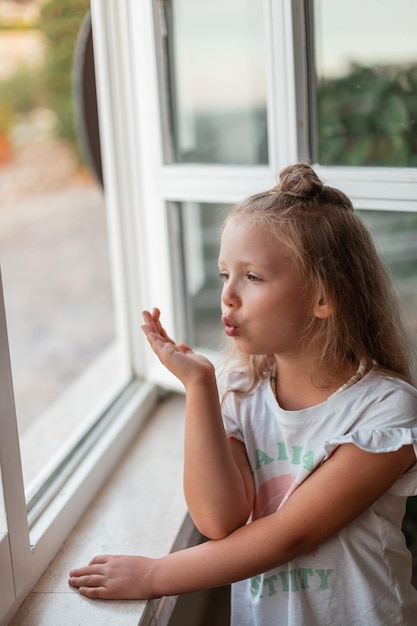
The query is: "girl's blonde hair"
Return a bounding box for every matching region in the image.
[222,163,412,387]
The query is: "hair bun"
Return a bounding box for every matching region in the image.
[277,163,324,198]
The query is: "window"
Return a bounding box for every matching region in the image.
[0,1,129,495]
[0,1,157,621]
[301,0,417,346]
[168,201,230,348]
[147,0,299,364]
[311,0,417,167]
[158,0,267,165]
[359,210,417,343]
[1,1,416,623]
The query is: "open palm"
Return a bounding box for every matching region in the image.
[141,308,215,386]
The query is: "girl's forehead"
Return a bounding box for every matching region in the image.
[219,218,294,265]
[222,216,268,239]
[221,216,283,247]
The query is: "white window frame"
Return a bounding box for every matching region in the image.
[2,0,416,623]
[0,268,31,621]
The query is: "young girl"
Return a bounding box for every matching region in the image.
[69,164,417,625]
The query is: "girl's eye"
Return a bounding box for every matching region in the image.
[218,272,229,282]
[247,273,262,283]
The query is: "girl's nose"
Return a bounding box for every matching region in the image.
[221,279,239,308]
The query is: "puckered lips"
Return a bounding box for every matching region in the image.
[221,314,238,337]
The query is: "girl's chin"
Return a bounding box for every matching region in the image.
[233,338,269,356]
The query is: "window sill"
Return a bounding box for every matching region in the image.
[9,393,196,626]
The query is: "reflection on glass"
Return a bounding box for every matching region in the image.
[175,202,230,348]
[313,0,417,166]
[360,210,417,344]
[163,0,267,165]
[0,2,123,493]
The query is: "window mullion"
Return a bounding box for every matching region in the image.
[315,166,417,212]
[127,0,179,356]
[157,165,276,203]
[267,0,299,171]
[90,0,139,379]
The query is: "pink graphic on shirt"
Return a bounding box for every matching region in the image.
[253,474,297,520]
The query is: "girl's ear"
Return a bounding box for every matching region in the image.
[314,294,333,319]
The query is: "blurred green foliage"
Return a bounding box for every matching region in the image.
[317,64,417,167]
[40,0,90,141]
[0,0,89,144]
[0,64,45,118]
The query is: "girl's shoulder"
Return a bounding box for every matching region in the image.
[338,368,417,429]
[324,371,417,467]
[362,368,417,401]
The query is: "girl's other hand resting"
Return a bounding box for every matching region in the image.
[68,554,156,600]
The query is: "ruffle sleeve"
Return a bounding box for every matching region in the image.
[324,427,417,496]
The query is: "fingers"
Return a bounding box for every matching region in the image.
[69,554,109,577]
[142,309,171,339]
[141,309,178,357]
[69,554,110,576]
[68,560,111,599]
[89,554,112,565]
[69,572,103,588]
[142,308,161,328]
[69,555,152,601]
[68,572,103,595]
[78,586,109,599]
[69,577,111,600]
[141,307,202,384]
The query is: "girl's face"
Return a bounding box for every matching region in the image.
[218,218,320,360]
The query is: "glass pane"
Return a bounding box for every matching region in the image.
[162,0,267,165]
[173,202,229,348]
[312,0,417,166]
[0,2,126,494]
[359,210,417,345]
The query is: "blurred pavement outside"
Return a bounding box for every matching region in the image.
[0,139,115,432]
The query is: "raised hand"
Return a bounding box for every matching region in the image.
[141,308,215,387]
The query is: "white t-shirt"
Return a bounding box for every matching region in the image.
[221,368,417,625]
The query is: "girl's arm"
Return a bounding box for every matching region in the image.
[141,309,254,538]
[68,441,415,600]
